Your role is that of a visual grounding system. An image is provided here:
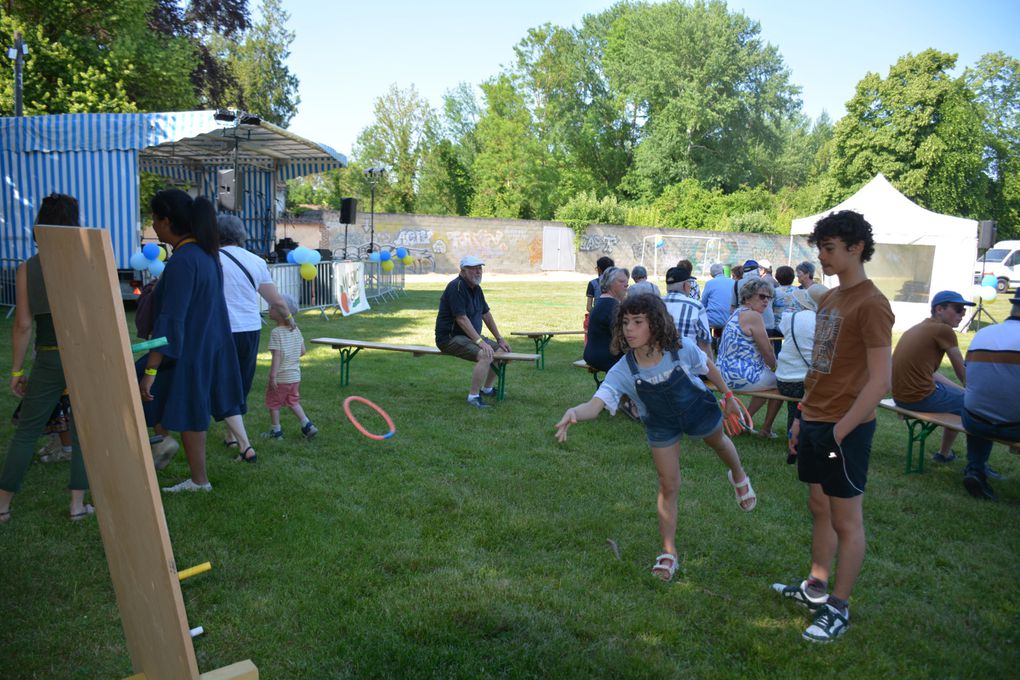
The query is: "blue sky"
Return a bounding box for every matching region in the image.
[283,0,1020,155]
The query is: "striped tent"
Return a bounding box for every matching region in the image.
[0,110,347,266]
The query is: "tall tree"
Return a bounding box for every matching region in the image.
[603,0,799,196]
[829,49,989,217]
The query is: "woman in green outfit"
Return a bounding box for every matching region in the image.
[0,193,92,523]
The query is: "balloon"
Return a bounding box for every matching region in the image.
[981,285,997,302]
[148,260,165,277]
[379,250,392,261]
[157,245,168,261]
[299,263,317,281]
[402,255,414,266]
[292,247,312,265]
[981,274,998,288]
[970,285,985,300]
[142,243,161,260]
[129,251,150,271]
[286,251,297,264]
[368,252,381,262]
[395,247,408,259]
[656,238,665,248]
[308,249,322,265]
[381,259,394,272]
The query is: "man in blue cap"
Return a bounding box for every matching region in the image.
[891,290,974,463]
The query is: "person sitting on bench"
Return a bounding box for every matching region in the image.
[891,290,972,464]
[435,256,512,409]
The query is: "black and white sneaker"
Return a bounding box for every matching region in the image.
[301,421,319,440]
[803,603,850,643]
[770,579,828,611]
[261,429,284,440]
[467,396,491,409]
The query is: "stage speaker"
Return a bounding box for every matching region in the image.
[978,220,997,250]
[340,197,358,225]
[217,168,244,211]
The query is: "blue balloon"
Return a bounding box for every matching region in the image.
[148,260,165,277]
[308,249,322,265]
[142,243,161,261]
[379,250,392,261]
[395,247,408,259]
[130,251,150,271]
[286,251,297,264]
[981,274,998,288]
[368,252,381,262]
[293,247,313,265]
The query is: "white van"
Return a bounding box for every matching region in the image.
[974,240,1020,293]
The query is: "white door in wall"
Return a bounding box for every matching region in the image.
[542,225,576,271]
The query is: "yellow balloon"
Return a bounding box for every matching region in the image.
[299,263,317,280]
[402,255,414,265]
[158,245,168,261]
[381,259,394,272]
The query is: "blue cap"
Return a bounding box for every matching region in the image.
[931,290,975,307]
[742,259,759,270]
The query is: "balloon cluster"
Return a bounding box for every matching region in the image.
[130,242,168,277]
[972,275,999,303]
[287,246,321,281]
[367,247,414,272]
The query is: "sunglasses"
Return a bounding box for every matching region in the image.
[757,293,773,301]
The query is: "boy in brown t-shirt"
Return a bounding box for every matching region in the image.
[891,291,972,462]
[771,210,893,643]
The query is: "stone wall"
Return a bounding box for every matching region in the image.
[320,212,818,277]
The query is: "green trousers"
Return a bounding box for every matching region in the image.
[0,350,88,492]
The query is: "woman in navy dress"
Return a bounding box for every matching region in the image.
[139,190,244,492]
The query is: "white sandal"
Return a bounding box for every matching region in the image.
[651,553,678,581]
[728,469,757,511]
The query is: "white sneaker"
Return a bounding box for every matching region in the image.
[161,478,212,493]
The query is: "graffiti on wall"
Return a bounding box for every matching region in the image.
[579,233,620,254]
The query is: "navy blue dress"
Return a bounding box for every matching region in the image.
[583,296,622,372]
[141,243,244,432]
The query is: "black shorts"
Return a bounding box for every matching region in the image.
[797,419,876,498]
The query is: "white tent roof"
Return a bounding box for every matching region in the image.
[790,173,977,329]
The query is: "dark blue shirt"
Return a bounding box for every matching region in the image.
[435,275,490,346]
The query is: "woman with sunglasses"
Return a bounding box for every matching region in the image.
[717,278,783,438]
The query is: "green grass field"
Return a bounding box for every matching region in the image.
[1,281,1018,678]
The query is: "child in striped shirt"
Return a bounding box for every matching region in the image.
[263,295,317,440]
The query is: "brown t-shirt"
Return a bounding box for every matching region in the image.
[891,318,958,403]
[802,279,894,423]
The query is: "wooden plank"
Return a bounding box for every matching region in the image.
[311,337,538,362]
[511,330,585,337]
[35,226,200,679]
[879,399,963,431]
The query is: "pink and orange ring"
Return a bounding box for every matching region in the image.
[719,394,754,437]
[343,395,395,440]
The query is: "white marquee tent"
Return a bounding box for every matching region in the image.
[790,173,977,329]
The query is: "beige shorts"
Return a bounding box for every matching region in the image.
[439,335,499,361]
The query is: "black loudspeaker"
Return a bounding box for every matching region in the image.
[340,197,358,224]
[978,220,997,250]
[217,168,243,211]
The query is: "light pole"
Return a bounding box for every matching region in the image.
[7,31,28,117]
[363,166,386,255]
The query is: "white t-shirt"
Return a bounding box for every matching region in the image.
[776,309,816,381]
[220,245,274,332]
[594,343,710,419]
[269,325,305,384]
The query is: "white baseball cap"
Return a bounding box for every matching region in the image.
[758,259,772,270]
[460,256,485,267]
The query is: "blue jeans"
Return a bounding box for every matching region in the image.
[962,410,1020,478]
[894,383,963,414]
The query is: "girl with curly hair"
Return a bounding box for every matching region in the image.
[555,293,756,582]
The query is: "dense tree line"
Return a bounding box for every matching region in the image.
[317,1,1018,238]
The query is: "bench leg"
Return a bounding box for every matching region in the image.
[589,368,604,388]
[338,347,361,387]
[904,417,939,474]
[531,335,552,370]
[492,361,508,400]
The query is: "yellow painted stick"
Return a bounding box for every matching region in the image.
[177,561,212,581]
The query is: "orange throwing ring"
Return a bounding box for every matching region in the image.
[343,396,395,440]
[719,395,754,437]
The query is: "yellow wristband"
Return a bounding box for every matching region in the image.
[11,369,24,377]
[475,337,483,346]
[144,368,158,376]
[286,314,293,319]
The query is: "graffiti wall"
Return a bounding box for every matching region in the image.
[321,211,817,277]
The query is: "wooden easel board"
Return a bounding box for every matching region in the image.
[35,226,256,679]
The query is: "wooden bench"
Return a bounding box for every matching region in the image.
[511,330,585,369]
[311,337,539,400]
[573,359,605,387]
[878,399,1020,474]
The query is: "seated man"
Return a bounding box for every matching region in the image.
[662,264,712,356]
[628,265,661,297]
[434,256,512,409]
[892,290,972,463]
[961,291,1020,500]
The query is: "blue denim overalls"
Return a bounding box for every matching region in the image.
[626,349,723,445]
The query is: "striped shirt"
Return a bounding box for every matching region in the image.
[964,316,1020,423]
[269,326,305,384]
[662,291,711,348]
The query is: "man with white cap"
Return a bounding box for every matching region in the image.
[435,256,512,408]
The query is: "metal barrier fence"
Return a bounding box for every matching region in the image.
[1,259,21,317]
[267,260,405,318]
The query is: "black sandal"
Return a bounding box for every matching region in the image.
[235,446,257,464]
[224,439,239,448]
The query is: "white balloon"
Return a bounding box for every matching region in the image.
[970,285,985,301]
[980,286,998,302]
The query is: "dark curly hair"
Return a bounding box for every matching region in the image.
[808,210,875,262]
[32,193,80,240]
[610,293,680,355]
